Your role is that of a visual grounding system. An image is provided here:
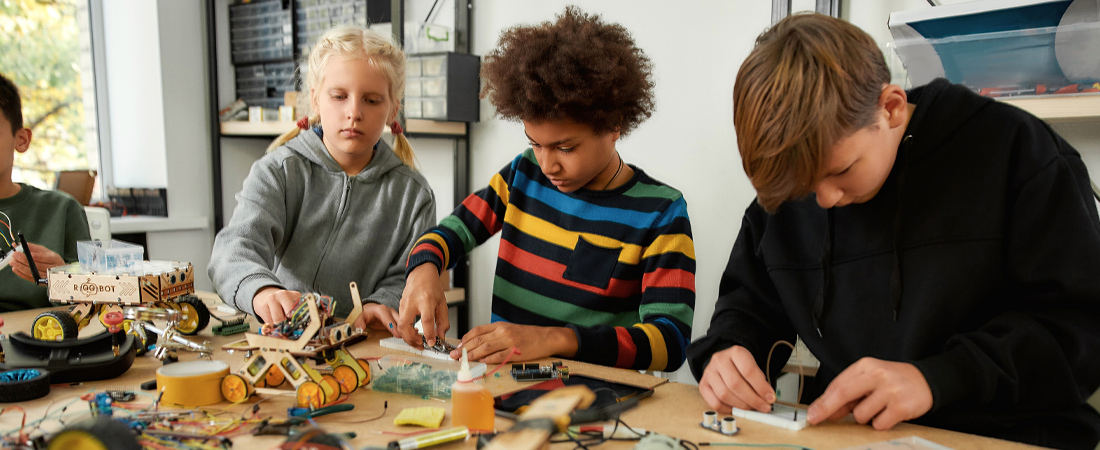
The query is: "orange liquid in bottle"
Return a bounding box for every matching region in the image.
[451,380,495,431]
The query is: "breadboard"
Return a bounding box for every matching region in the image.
[0,245,20,272]
[380,337,455,361]
[730,403,808,431]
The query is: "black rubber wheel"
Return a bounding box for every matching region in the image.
[48,416,140,450]
[175,295,211,335]
[0,369,50,403]
[32,311,79,341]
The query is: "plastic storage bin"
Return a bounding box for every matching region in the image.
[889,0,1100,96]
[77,239,143,274]
[404,52,479,122]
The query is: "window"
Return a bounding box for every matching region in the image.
[0,0,100,190]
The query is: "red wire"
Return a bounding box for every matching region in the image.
[473,347,521,381]
[0,406,28,442]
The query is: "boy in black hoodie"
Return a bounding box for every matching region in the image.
[687,13,1100,449]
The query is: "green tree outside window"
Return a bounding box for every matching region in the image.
[0,0,98,190]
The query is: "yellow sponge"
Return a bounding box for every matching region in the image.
[394,407,446,428]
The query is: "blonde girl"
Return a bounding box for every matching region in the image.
[210,25,436,335]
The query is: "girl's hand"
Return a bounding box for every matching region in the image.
[353,302,402,339]
[252,287,302,324]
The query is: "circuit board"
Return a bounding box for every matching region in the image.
[510,362,569,382]
[730,403,808,431]
[379,336,457,361]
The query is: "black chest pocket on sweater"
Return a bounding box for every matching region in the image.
[562,236,621,289]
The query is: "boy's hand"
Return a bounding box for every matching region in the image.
[397,264,448,349]
[353,302,402,339]
[698,345,776,414]
[10,243,64,283]
[807,357,932,430]
[452,322,577,364]
[252,287,302,324]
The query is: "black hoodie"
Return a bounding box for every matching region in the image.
[688,79,1100,449]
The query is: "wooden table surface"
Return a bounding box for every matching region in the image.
[0,294,1040,450]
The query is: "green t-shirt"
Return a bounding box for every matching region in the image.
[0,183,90,311]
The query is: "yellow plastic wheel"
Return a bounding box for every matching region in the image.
[173,296,211,335]
[356,358,372,386]
[296,381,326,409]
[331,365,359,394]
[221,374,253,403]
[264,367,286,388]
[175,302,199,334]
[32,311,77,341]
[49,416,140,450]
[48,431,110,450]
[320,374,341,399]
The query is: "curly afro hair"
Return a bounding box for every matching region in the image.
[480,6,655,136]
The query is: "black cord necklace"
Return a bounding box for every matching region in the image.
[602,153,624,190]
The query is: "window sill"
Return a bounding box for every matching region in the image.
[110,215,209,234]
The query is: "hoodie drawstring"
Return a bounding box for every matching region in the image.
[813,134,915,336]
[890,135,914,322]
[812,208,835,337]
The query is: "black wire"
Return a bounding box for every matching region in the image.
[926,0,936,5]
[332,401,388,424]
[422,0,441,24]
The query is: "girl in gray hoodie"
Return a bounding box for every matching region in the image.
[209,25,435,335]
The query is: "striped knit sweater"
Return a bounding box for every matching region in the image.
[407,149,695,372]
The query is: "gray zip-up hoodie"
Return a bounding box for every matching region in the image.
[209,129,436,318]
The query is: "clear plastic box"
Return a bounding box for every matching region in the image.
[889,0,1100,96]
[77,239,143,274]
[405,22,454,54]
[422,98,447,119]
[372,354,485,399]
[421,77,446,97]
[405,98,422,119]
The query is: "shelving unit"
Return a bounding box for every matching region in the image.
[205,0,476,334]
[1000,95,1100,123]
[220,118,466,136]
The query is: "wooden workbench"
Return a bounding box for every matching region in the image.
[0,295,1038,449]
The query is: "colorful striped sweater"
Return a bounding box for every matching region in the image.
[407,149,695,372]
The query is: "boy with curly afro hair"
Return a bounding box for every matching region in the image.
[399,6,695,373]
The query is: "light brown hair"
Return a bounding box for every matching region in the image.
[268,25,416,168]
[733,13,889,211]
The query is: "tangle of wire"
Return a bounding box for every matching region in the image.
[0,389,269,449]
[0,211,15,251]
[260,294,334,338]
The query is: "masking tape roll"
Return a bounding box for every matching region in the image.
[156,360,230,407]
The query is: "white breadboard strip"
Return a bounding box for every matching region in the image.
[730,404,809,431]
[380,337,455,361]
[0,245,20,272]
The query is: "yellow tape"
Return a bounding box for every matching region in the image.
[156,360,230,407]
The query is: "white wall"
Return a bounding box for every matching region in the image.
[465,1,772,383]
[101,1,168,188]
[152,0,215,290]
[100,0,214,290]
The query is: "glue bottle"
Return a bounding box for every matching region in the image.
[451,347,494,432]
